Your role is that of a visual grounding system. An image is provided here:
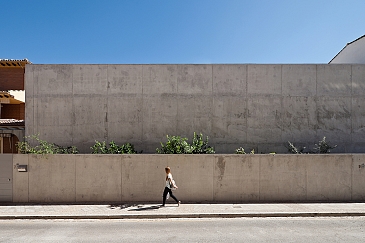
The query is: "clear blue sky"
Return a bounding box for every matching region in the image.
[1,0,364,64]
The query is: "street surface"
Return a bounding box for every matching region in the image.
[1,217,364,242]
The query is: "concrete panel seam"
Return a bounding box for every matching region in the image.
[258,156,261,202]
[120,156,123,202]
[350,66,353,145]
[74,156,76,203]
[71,68,74,145]
[351,155,353,201]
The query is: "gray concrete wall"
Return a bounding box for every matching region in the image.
[25,64,365,153]
[11,154,365,203]
[0,154,13,202]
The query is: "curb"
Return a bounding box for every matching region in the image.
[1,212,365,220]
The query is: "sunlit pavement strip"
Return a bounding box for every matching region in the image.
[0,203,365,219]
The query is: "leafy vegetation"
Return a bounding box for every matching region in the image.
[235,147,255,154]
[17,134,78,154]
[190,132,215,154]
[288,136,337,154]
[17,134,338,155]
[313,136,337,154]
[54,144,79,154]
[287,141,305,154]
[156,132,215,154]
[156,135,192,154]
[90,140,137,154]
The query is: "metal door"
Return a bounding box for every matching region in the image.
[0,154,13,202]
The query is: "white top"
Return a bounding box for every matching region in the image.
[165,173,172,189]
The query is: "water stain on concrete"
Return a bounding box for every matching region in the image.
[217,156,225,181]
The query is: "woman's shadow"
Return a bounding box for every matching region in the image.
[109,204,164,211]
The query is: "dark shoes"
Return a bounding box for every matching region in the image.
[161,201,180,207]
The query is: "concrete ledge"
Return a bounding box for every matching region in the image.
[1,212,365,220]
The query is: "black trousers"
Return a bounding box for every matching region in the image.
[162,187,179,205]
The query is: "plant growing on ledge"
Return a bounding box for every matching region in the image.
[90,140,137,154]
[190,132,215,154]
[287,141,305,154]
[313,136,337,154]
[156,135,191,154]
[156,132,215,154]
[54,144,79,154]
[235,147,255,154]
[17,134,78,154]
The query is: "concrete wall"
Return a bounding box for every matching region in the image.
[11,154,365,203]
[0,154,13,202]
[25,64,365,153]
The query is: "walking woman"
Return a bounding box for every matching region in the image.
[162,167,181,207]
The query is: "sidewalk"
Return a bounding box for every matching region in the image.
[1,203,365,219]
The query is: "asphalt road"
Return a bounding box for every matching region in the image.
[1,217,365,242]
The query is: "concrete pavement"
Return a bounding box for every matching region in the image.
[1,203,365,219]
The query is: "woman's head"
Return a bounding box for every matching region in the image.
[165,167,171,173]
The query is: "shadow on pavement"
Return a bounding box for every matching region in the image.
[127,205,161,211]
[108,204,162,211]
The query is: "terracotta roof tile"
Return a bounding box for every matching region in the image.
[0,119,25,126]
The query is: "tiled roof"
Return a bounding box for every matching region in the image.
[0,119,25,126]
[0,92,14,99]
[0,58,32,67]
[0,91,24,104]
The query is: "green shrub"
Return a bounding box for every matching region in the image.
[156,133,215,154]
[190,132,215,154]
[54,144,79,154]
[235,147,255,154]
[17,134,78,154]
[287,137,336,154]
[91,140,137,154]
[235,147,246,154]
[313,137,337,154]
[90,141,108,154]
[156,135,192,154]
[115,142,137,154]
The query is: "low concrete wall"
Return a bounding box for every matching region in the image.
[12,154,365,203]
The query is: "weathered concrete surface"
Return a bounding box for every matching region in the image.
[12,154,28,203]
[121,155,166,202]
[213,155,259,202]
[25,64,365,153]
[28,155,76,203]
[75,155,121,202]
[0,155,13,202]
[10,154,365,203]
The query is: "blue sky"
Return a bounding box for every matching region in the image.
[1,0,364,64]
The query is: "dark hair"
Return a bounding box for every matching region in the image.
[165,167,171,180]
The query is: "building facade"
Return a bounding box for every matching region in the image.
[330,35,365,64]
[0,59,30,153]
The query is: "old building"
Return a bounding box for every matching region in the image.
[0,59,31,153]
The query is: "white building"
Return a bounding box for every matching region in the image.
[330,35,365,64]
